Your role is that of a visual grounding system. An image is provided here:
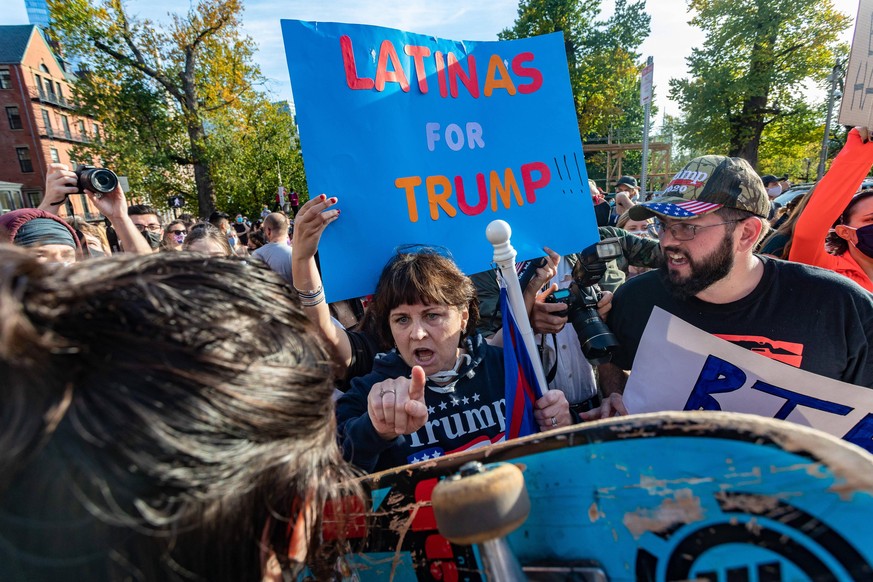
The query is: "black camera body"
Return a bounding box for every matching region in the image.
[75,165,118,197]
[544,237,623,365]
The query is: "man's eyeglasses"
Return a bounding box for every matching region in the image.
[135,224,162,233]
[654,220,740,241]
[168,229,187,235]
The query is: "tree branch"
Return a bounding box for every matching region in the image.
[111,6,185,104]
[190,12,232,50]
[92,36,184,105]
[167,152,194,165]
[776,41,807,59]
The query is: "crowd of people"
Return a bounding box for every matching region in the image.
[2,127,873,578]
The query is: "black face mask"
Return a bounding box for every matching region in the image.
[142,229,162,249]
[853,224,873,259]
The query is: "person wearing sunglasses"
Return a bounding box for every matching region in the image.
[160,220,188,252]
[589,155,873,419]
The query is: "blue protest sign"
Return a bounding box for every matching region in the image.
[281,20,598,301]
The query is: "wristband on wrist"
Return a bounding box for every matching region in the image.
[295,284,325,307]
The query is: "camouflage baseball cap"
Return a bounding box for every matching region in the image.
[628,155,770,221]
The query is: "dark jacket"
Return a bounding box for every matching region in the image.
[337,333,506,472]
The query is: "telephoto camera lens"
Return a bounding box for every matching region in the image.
[76,165,118,196]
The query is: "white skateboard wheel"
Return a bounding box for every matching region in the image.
[432,462,530,545]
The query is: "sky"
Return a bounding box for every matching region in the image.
[0,0,862,131]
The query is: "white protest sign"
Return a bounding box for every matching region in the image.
[839,0,873,125]
[640,62,653,106]
[624,307,873,453]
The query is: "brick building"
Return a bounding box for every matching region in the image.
[0,24,102,219]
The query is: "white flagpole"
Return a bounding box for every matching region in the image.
[486,219,548,396]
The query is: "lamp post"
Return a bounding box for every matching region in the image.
[817,60,843,181]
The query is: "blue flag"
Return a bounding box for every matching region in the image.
[499,278,545,439]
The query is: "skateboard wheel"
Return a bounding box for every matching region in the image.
[431,462,529,545]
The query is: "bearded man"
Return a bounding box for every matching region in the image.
[592,155,873,417]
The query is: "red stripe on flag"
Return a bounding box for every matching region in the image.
[676,201,721,213]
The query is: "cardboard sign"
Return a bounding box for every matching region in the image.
[281,21,598,302]
[839,0,873,125]
[624,307,873,453]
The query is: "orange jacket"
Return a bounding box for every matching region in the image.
[788,128,873,292]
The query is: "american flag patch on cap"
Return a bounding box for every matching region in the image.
[643,200,723,218]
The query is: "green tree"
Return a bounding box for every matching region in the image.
[68,65,195,205]
[49,0,260,217]
[669,0,850,170]
[499,0,652,138]
[208,100,307,218]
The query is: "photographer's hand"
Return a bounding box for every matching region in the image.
[596,290,613,320]
[525,247,560,294]
[531,285,568,335]
[86,186,152,254]
[38,164,79,215]
[580,393,628,421]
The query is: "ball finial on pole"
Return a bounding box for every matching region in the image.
[485,220,511,246]
[485,219,548,398]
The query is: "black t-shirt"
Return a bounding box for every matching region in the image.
[608,256,873,388]
[232,221,248,244]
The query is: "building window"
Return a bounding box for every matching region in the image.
[44,78,55,100]
[16,147,34,173]
[34,73,43,98]
[41,109,52,136]
[6,106,22,130]
[93,123,101,141]
[50,147,60,163]
[0,190,15,213]
[61,115,71,138]
[77,119,86,140]
[0,68,10,89]
[26,191,42,207]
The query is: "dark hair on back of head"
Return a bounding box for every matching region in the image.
[183,222,232,256]
[826,189,873,255]
[0,248,361,581]
[208,211,229,228]
[367,249,479,351]
[127,204,161,221]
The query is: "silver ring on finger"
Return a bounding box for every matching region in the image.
[379,387,396,398]
[550,416,557,427]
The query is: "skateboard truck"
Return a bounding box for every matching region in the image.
[432,461,529,581]
[433,461,610,582]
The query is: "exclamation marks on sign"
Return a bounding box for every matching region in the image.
[553,153,585,194]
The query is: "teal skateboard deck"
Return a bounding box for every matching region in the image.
[344,411,873,581]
